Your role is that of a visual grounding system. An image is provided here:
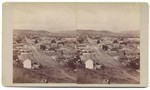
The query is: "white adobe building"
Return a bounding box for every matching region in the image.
[23,59,32,69]
[85,59,94,69]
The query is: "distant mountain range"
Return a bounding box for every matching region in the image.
[118,30,140,37]
[77,30,117,37]
[14,29,52,36]
[77,30,140,38]
[77,29,114,34]
[14,29,50,33]
[14,29,140,38]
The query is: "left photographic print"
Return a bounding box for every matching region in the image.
[12,3,77,83]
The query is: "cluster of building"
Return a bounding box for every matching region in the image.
[13,31,140,72]
[13,34,41,69]
[36,36,79,68]
[76,43,105,70]
[35,35,104,70]
[97,37,140,69]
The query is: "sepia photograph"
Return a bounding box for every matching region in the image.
[2,2,148,87]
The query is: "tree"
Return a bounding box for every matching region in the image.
[43,45,46,50]
[77,38,84,44]
[113,40,118,43]
[102,45,108,51]
[35,40,38,44]
[97,40,100,44]
[51,39,56,43]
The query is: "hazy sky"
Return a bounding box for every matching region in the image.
[13,3,76,32]
[13,3,141,32]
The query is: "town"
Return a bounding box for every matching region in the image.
[13,30,140,84]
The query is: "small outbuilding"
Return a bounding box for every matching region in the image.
[32,62,40,69]
[94,63,104,70]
